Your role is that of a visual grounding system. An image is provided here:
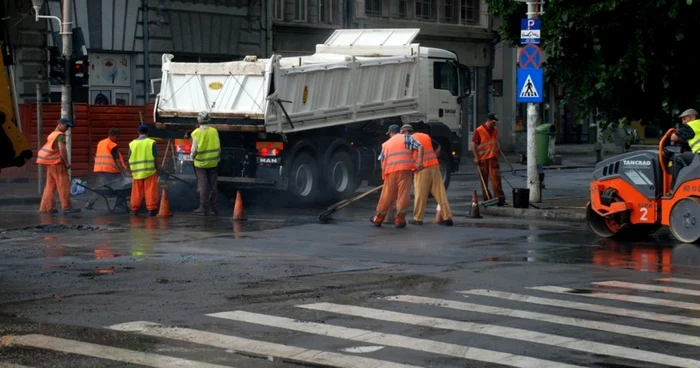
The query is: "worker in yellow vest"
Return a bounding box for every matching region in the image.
[85,127,129,210]
[191,111,221,215]
[128,124,159,216]
[670,108,700,188]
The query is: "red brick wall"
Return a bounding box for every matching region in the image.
[2,103,165,181]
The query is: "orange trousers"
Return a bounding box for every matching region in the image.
[39,164,72,212]
[478,157,505,201]
[373,170,412,226]
[130,174,159,211]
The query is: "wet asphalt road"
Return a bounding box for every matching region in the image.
[1,188,700,367]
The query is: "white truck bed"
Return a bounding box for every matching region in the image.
[154,29,422,133]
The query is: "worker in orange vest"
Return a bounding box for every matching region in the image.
[37,117,80,214]
[471,113,506,205]
[401,125,453,226]
[85,127,129,210]
[372,124,423,228]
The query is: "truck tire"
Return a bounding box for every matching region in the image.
[288,152,319,204]
[439,150,452,190]
[324,150,359,200]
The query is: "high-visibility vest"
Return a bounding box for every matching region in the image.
[128,138,156,180]
[686,119,700,154]
[191,127,220,169]
[412,132,439,167]
[475,124,499,161]
[381,133,415,175]
[36,130,64,166]
[94,138,126,173]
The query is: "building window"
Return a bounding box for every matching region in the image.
[433,61,459,96]
[295,0,307,21]
[440,0,456,23]
[415,0,432,20]
[318,0,332,23]
[365,0,382,17]
[461,0,480,25]
[397,0,407,18]
[273,0,284,20]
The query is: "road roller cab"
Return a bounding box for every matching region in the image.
[587,128,700,243]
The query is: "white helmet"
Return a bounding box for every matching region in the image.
[198,110,211,123]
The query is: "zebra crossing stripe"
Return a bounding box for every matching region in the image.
[528,286,700,312]
[386,295,700,347]
[107,321,420,368]
[209,310,583,368]
[298,302,700,368]
[2,334,230,368]
[465,288,700,327]
[657,278,700,286]
[593,281,700,296]
[0,363,34,368]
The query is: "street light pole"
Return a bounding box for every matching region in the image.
[525,1,541,203]
[60,0,73,181]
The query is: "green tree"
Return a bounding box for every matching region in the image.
[487,0,700,129]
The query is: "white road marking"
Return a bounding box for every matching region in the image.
[107,321,419,368]
[3,334,231,368]
[657,278,700,286]
[339,346,385,354]
[298,302,700,368]
[386,295,700,347]
[209,310,583,368]
[0,363,35,368]
[466,288,700,327]
[529,285,700,312]
[593,281,700,297]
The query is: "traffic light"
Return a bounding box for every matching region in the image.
[71,55,89,86]
[48,47,66,84]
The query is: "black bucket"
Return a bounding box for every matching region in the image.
[512,188,530,209]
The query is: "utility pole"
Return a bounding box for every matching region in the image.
[37,70,44,195]
[61,0,73,180]
[524,1,541,203]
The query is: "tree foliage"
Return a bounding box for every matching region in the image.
[486,0,700,128]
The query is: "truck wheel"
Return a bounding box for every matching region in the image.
[324,150,359,200]
[288,152,319,204]
[439,150,452,190]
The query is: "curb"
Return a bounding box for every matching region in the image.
[0,197,42,206]
[479,206,585,222]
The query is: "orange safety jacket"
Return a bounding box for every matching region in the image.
[36,130,65,166]
[412,132,439,167]
[475,124,499,161]
[94,138,126,173]
[381,133,416,175]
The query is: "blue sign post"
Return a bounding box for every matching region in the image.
[516,68,543,103]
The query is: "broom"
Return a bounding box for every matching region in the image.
[476,166,500,207]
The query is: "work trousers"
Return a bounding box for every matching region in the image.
[671,152,697,189]
[478,157,506,202]
[86,172,122,207]
[373,170,412,226]
[39,164,72,212]
[413,165,453,222]
[195,167,219,212]
[130,174,159,211]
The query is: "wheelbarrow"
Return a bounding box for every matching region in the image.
[76,176,133,213]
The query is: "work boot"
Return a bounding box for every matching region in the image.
[38,209,58,214]
[149,209,158,217]
[193,208,207,216]
[372,214,385,227]
[394,213,407,228]
[63,208,81,214]
[497,199,507,207]
[129,210,138,216]
[410,220,423,225]
[208,210,219,216]
[441,218,454,226]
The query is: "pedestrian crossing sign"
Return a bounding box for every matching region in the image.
[516,67,543,103]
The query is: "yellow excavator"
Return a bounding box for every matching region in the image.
[0,27,32,173]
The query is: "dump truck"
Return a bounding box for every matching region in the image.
[150,28,471,204]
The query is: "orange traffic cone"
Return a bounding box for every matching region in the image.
[233,190,247,221]
[434,204,443,224]
[157,188,172,217]
[468,190,482,219]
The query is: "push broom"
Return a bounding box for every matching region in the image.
[476,166,500,207]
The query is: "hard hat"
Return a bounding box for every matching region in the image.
[198,110,211,122]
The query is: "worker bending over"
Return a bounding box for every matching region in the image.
[670,108,700,188]
[191,111,221,215]
[471,113,506,206]
[401,125,453,226]
[85,128,129,210]
[372,124,423,228]
[37,118,80,214]
[128,124,159,216]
